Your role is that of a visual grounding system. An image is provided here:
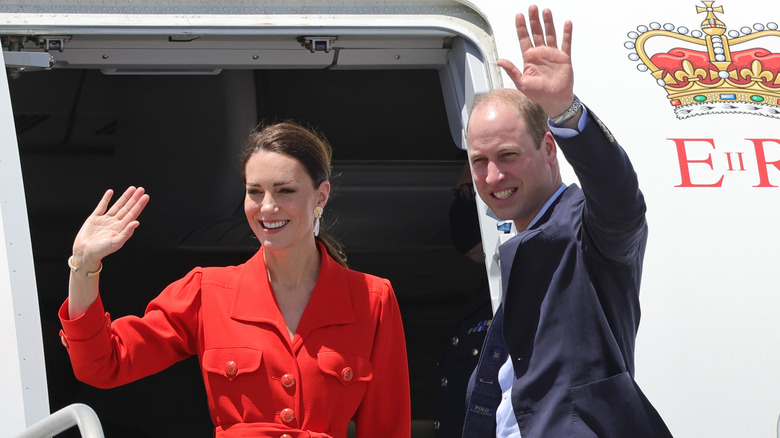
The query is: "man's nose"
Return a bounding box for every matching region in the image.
[485,161,503,185]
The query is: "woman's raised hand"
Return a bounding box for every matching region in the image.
[71,186,150,268]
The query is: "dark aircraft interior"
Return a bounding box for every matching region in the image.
[10,65,487,437]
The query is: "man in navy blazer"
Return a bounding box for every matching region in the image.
[461,5,673,437]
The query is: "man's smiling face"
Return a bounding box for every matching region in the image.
[467,101,560,232]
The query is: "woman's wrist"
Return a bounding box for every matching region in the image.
[68,253,103,278]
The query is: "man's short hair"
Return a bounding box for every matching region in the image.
[469,89,550,149]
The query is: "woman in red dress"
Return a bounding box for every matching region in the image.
[59,122,411,438]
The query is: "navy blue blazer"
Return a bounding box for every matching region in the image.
[463,109,672,437]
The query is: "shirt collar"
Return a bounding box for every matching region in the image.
[527,183,567,230]
[496,183,567,233]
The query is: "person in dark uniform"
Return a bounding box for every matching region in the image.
[434,165,493,437]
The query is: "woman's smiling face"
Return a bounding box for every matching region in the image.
[244,150,329,253]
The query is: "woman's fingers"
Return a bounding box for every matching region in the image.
[105,186,137,217]
[125,192,150,224]
[99,186,148,223]
[91,189,114,217]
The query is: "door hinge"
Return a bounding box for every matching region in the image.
[1,35,68,78]
[298,36,338,53]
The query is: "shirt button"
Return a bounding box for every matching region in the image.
[441,377,448,387]
[451,336,459,346]
[433,420,440,430]
[281,374,296,389]
[225,360,237,377]
[341,367,354,382]
[472,348,479,356]
[280,408,295,423]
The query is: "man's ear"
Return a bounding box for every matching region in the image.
[542,131,557,164]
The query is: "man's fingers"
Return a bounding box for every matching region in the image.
[560,20,573,56]
[515,13,533,53]
[527,5,546,48]
[542,8,558,49]
[497,59,523,89]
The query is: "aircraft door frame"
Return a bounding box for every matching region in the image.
[0,49,51,434]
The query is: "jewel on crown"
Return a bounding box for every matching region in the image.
[625,1,780,119]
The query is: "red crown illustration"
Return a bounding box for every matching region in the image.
[625,1,780,119]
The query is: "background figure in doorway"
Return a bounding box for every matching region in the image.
[434,163,493,437]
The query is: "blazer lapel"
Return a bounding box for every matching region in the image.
[294,247,355,340]
[230,249,286,332]
[498,186,577,300]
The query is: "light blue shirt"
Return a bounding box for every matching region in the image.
[494,108,587,437]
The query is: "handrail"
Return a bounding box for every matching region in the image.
[14,403,104,438]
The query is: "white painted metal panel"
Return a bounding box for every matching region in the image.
[0,49,50,435]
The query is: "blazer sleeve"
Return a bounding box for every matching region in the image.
[353,279,411,437]
[554,107,648,265]
[59,269,203,389]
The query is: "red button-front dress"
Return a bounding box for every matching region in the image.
[59,242,411,437]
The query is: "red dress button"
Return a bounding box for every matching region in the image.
[281,435,292,438]
[225,360,237,377]
[280,408,295,423]
[281,374,295,389]
[60,334,69,348]
[341,366,354,382]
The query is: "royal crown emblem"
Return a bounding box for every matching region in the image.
[625,2,780,119]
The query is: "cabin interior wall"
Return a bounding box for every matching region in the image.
[11,65,484,437]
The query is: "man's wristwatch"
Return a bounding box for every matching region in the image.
[549,95,581,126]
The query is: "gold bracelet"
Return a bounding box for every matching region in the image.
[67,255,103,278]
